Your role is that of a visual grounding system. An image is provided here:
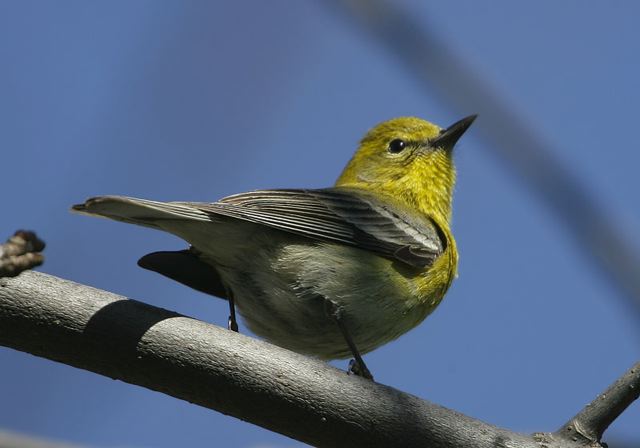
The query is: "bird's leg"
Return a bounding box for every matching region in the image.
[325,300,373,381]
[226,287,239,332]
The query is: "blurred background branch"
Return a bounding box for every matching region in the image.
[0,429,83,448]
[328,0,640,319]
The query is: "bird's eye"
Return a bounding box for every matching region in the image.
[388,139,406,153]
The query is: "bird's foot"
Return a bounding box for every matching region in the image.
[348,358,374,381]
[228,316,239,332]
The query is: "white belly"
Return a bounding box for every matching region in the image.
[215,240,433,359]
[165,220,435,360]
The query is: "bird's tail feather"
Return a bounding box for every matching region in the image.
[71,196,211,230]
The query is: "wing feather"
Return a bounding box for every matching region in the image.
[74,189,445,268]
[200,188,444,268]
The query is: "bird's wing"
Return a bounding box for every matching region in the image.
[73,189,445,268]
[186,188,445,268]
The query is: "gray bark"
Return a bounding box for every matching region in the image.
[0,271,635,448]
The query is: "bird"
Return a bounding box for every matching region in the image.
[72,115,476,380]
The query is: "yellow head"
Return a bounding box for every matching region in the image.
[336,115,476,224]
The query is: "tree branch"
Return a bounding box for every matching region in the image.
[0,271,636,447]
[0,231,45,277]
[557,362,640,444]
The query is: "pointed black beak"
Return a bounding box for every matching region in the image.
[431,114,477,150]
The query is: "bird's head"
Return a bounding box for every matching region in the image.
[336,115,476,223]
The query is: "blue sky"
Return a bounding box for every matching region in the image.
[1,1,639,446]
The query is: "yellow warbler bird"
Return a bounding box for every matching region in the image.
[72,115,476,379]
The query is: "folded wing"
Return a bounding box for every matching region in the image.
[193,188,445,268]
[73,188,445,269]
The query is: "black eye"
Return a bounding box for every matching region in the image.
[388,139,406,153]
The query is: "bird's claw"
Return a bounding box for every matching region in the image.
[348,358,374,381]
